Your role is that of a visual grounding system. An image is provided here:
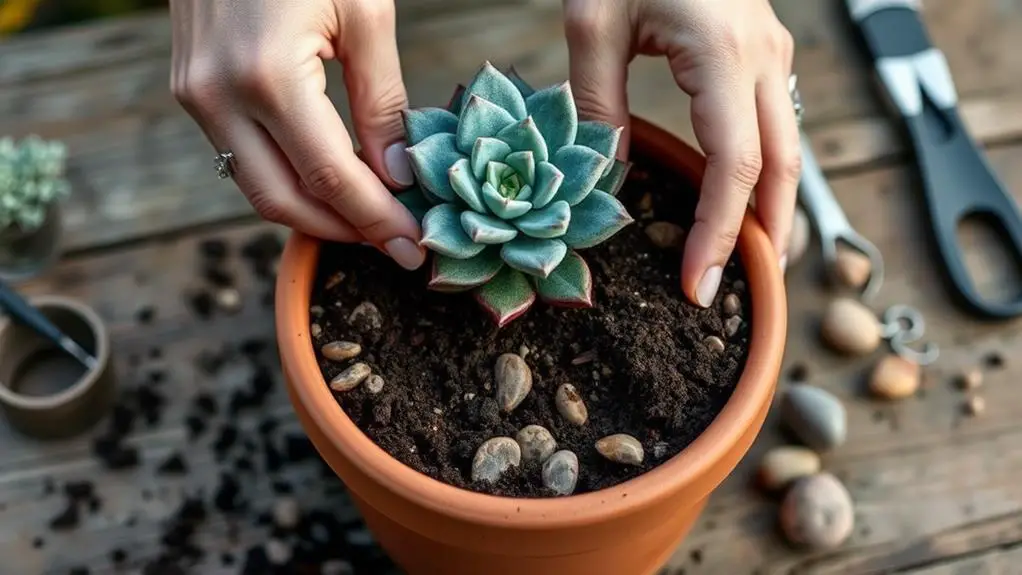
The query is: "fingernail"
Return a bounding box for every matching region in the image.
[384,237,425,270]
[384,141,414,187]
[696,265,723,308]
[779,253,788,274]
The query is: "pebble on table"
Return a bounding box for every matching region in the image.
[779,472,855,550]
[780,385,847,451]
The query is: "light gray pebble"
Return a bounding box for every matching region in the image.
[310,323,322,338]
[346,528,375,546]
[704,335,725,353]
[542,450,580,496]
[216,288,242,313]
[725,315,743,338]
[321,341,362,362]
[758,446,821,491]
[495,353,532,412]
[780,385,847,450]
[780,472,854,550]
[265,538,292,565]
[330,362,371,392]
[515,425,557,464]
[321,560,355,575]
[272,496,300,529]
[310,305,325,317]
[653,441,670,459]
[723,293,742,316]
[365,374,384,394]
[595,434,644,466]
[471,437,522,483]
[348,301,382,330]
[555,384,588,426]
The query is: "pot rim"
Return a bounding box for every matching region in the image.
[276,114,786,529]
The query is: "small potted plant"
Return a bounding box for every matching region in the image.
[277,62,786,575]
[0,135,70,281]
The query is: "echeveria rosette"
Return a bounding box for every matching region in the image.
[396,62,634,327]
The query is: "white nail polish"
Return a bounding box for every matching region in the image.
[696,266,723,308]
[384,141,414,187]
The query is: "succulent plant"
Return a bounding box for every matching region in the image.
[396,62,634,327]
[0,135,70,233]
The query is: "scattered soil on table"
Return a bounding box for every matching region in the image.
[310,158,752,497]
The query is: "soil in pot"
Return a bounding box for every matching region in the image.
[309,157,751,497]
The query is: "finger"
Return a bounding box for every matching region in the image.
[753,73,801,272]
[226,117,365,243]
[562,1,632,159]
[679,71,762,307]
[338,3,414,189]
[254,82,426,270]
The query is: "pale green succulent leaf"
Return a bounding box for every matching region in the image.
[513,200,570,239]
[421,203,487,259]
[525,82,578,153]
[533,250,594,307]
[463,61,528,121]
[456,95,518,155]
[448,158,487,213]
[496,117,548,162]
[395,187,433,224]
[529,161,564,210]
[486,161,511,191]
[473,266,536,328]
[574,121,622,176]
[402,107,459,147]
[596,160,632,197]
[505,66,536,98]
[482,182,532,219]
[429,247,504,292]
[504,151,535,186]
[471,138,512,181]
[562,189,634,249]
[407,133,465,202]
[516,184,533,202]
[448,84,467,115]
[461,211,519,244]
[500,237,568,279]
[551,145,610,206]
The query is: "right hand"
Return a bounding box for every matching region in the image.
[169,0,426,270]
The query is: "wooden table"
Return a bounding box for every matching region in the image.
[4,1,1022,573]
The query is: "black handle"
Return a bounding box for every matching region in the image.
[847,0,1022,318]
[0,281,65,345]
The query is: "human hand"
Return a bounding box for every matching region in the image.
[169,0,426,270]
[562,0,800,306]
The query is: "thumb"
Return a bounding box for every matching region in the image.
[339,5,414,190]
[563,1,632,159]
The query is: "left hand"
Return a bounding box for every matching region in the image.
[562,0,800,307]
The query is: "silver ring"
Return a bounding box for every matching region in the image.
[789,74,804,127]
[214,151,236,180]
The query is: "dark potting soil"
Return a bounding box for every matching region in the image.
[310,158,752,497]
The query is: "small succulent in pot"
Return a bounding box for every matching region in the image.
[397,62,634,326]
[0,135,70,235]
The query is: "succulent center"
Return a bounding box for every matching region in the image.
[498,171,523,199]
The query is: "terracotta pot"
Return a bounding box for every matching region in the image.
[276,115,787,575]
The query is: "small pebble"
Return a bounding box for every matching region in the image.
[321,341,362,362]
[637,192,654,212]
[310,323,322,338]
[309,305,325,317]
[595,434,644,466]
[958,367,982,390]
[542,450,580,496]
[653,441,670,459]
[519,344,530,359]
[364,374,385,394]
[758,446,822,491]
[966,395,985,416]
[722,293,741,316]
[329,363,371,392]
[215,288,242,313]
[321,560,355,575]
[780,385,847,450]
[820,297,882,356]
[348,301,382,330]
[515,425,557,464]
[725,316,743,338]
[644,221,686,249]
[265,538,292,565]
[787,205,810,269]
[494,353,532,412]
[703,335,725,353]
[779,472,854,550]
[471,437,522,483]
[868,354,920,400]
[555,384,588,426]
[272,496,300,530]
[324,272,346,290]
[834,245,872,290]
[571,349,597,365]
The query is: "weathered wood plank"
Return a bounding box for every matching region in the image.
[902,544,1022,575]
